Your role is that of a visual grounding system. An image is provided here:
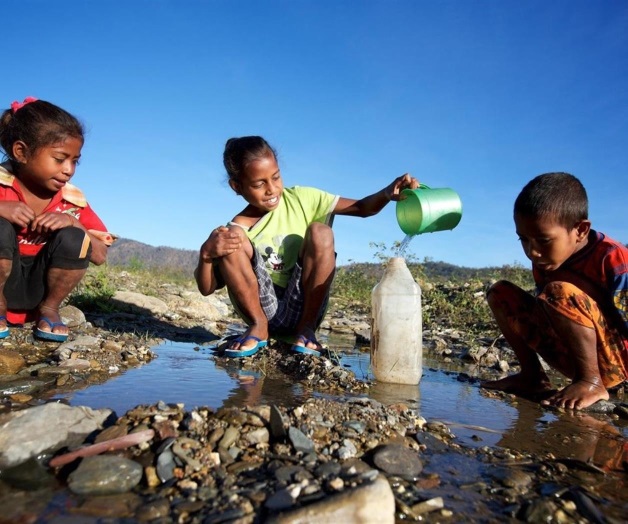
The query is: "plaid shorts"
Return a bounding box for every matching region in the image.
[229,248,329,334]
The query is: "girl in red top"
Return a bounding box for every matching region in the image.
[0,98,113,341]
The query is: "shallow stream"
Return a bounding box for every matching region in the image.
[57,333,628,462]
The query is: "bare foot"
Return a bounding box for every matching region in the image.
[229,324,268,352]
[541,378,609,410]
[37,305,68,336]
[481,372,552,394]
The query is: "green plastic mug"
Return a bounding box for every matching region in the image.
[396,185,462,235]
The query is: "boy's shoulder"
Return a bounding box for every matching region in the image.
[573,230,628,271]
[591,231,627,256]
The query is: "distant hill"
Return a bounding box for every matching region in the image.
[107,237,528,282]
[107,238,198,272]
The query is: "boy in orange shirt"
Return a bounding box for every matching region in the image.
[482,173,627,409]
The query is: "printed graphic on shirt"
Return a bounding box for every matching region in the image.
[18,205,81,247]
[259,235,287,273]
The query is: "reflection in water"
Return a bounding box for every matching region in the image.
[498,399,627,472]
[59,337,627,481]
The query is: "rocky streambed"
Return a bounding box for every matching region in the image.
[0,276,627,523]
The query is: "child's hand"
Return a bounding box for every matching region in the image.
[385,173,419,202]
[0,202,36,229]
[30,212,73,234]
[200,226,243,261]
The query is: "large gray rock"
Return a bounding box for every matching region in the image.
[266,475,395,524]
[111,291,170,316]
[177,295,230,320]
[68,455,143,495]
[0,403,112,469]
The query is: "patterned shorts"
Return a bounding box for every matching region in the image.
[230,249,329,334]
[489,280,628,388]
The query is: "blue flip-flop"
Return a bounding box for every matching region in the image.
[0,316,9,339]
[224,335,268,358]
[34,317,69,342]
[290,335,322,357]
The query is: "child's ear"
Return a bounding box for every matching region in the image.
[228,179,241,195]
[11,141,29,163]
[575,220,591,241]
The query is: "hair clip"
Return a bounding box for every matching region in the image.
[10,96,38,114]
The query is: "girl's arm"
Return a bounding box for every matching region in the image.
[87,234,108,265]
[195,253,218,296]
[333,173,418,217]
[195,226,242,295]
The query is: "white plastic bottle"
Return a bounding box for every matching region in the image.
[370,257,422,385]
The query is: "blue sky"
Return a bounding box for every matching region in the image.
[3,1,627,268]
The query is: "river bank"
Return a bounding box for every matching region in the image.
[0,267,626,522]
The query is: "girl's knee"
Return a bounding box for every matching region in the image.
[223,225,254,261]
[48,228,92,263]
[305,223,334,250]
[0,218,17,259]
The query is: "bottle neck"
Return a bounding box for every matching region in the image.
[387,257,406,268]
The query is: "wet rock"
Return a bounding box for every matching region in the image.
[156,448,177,482]
[136,497,171,522]
[219,426,240,449]
[270,404,287,440]
[372,444,423,477]
[265,487,298,511]
[68,455,143,495]
[0,377,51,397]
[491,468,533,490]
[244,427,270,445]
[73,492,142,518]
[337,439,358,459]
[289,426,315,453]
[409,496,444,516]
[615,404,628,420]
[0,403,111,469]
[584,400,616,414]
[0,350,26,375]
[266,475,395,524]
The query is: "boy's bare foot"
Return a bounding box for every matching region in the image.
[541,378,609,410]
[481,372,553,394]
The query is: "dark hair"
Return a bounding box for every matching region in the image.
[514,172,588,227]
[223,136,277,182]
[0,99,84,162]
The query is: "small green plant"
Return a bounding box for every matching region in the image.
[69,266,117,312]
[331,265,378,306]
[127,256,145,272]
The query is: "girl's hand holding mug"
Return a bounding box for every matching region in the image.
[386,173,419,202]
